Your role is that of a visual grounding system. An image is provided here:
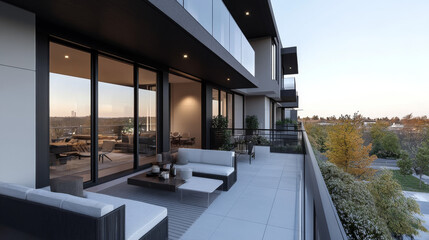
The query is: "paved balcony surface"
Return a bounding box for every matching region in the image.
[89,152,303,240]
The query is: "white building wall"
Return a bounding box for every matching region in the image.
[0,2,36,187]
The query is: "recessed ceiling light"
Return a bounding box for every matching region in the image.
[289,67,292,70]
[245,11,250,16]
[65,55,69,59]
[227,78,230,81]
[183,54,188,59]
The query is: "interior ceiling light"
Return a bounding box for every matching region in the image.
[227,78,230,81]
[289,67,292,70]
[183,54,188,59]
[245,11,250,16]
[64,55,69,59]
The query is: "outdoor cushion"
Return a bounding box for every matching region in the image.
[27,189,70,208]
[178,148,202,164]
[61,195,114,218]
[0,183,33,200]
[86,192,167,240]
[50,175,84,197]
[175,163,234,176]
[200,149,234,167]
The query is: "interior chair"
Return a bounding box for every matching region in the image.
[99,140,116,163]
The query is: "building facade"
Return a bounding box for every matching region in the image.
[0,0,299,188]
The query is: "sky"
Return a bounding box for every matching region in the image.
[271,0,429,118]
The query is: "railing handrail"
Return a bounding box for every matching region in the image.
[301,125,348,239]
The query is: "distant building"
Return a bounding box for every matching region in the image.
[388,123,404,130]
[71,110,76,117]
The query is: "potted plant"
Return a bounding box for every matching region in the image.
[245,115,259,136]
[211,115,232,150]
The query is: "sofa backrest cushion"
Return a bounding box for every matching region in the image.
[61,195,114,217]
[27,189,70,208]
[200,150,234,167]
[0,183,33,200]
[178,148,202,164]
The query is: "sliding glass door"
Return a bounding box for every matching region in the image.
[49,40,158,184]
[49,42,92,182]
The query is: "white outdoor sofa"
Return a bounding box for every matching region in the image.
[174,148,237,191]
[0,182,167,240]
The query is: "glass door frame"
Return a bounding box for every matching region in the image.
[49,37,159,188]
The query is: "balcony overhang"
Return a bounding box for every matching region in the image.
[282,47,299,75]
[223,0,280,40]
[280,89,297,102]
[4,0,257,89]
[279,95,299,108]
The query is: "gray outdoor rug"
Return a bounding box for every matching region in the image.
[98,182,214,240]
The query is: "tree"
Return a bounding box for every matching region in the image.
[368,170,427,238]
[416,141,429,188]
[325,114,377,179]
[370,122,401,159]
[319,161,392,239]
[397,150,413,175]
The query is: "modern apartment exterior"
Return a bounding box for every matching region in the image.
[0,1,351,239]
[0,0,298,188]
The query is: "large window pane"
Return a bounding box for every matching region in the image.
[212,89,219,117]
[98,56,134,178]
[139,68,157,166]
[229,16,242,62]
[220,91,227,117]
[234,94,244,128]
[227,93,233,128]
[49,42,92,182]
[213,0,230,51]
[184,0,213,34]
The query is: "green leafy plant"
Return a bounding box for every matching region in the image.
[319,161,392,240]
[397,150,413,175]
[211,116,233,150]
[250,135,270,146]
[368,170,427,238]
[416,141,429,187]
[245,115,259,130]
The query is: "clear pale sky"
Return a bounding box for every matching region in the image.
[271,0,429,118]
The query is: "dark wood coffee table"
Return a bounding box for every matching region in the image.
[127,172,185,192]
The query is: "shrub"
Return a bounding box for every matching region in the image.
[368,170,427,238]
[397,150,413,175]
[245,115,259,129]
[319,161,392,240]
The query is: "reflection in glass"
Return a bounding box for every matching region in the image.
[184,0,212,34]
[98,56,134,178]
[49,42,92,182]
[213,0,230,51]
[227,93,233,128]
[220,91,227,117]
[139,68,157,166]
[212,89,219,117]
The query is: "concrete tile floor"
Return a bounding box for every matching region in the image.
[181,153,303,240]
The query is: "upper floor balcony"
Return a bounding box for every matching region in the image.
[176,0,255,76]
[280,77,299,108]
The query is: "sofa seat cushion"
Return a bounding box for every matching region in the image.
[175,163,234,176]
[200,150,234,167]
[61,195,114,218]
[0,183,33,200]
[27,189,70,208]
[86,192,167,240]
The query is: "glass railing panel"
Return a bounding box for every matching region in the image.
[241,34,255,75]
[283,77,296,90]
[213,0,230,51]
[184,0,213,34]
[229,15,242,63]
[177,0,184,6]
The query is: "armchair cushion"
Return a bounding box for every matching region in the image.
[0,183,33,200]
